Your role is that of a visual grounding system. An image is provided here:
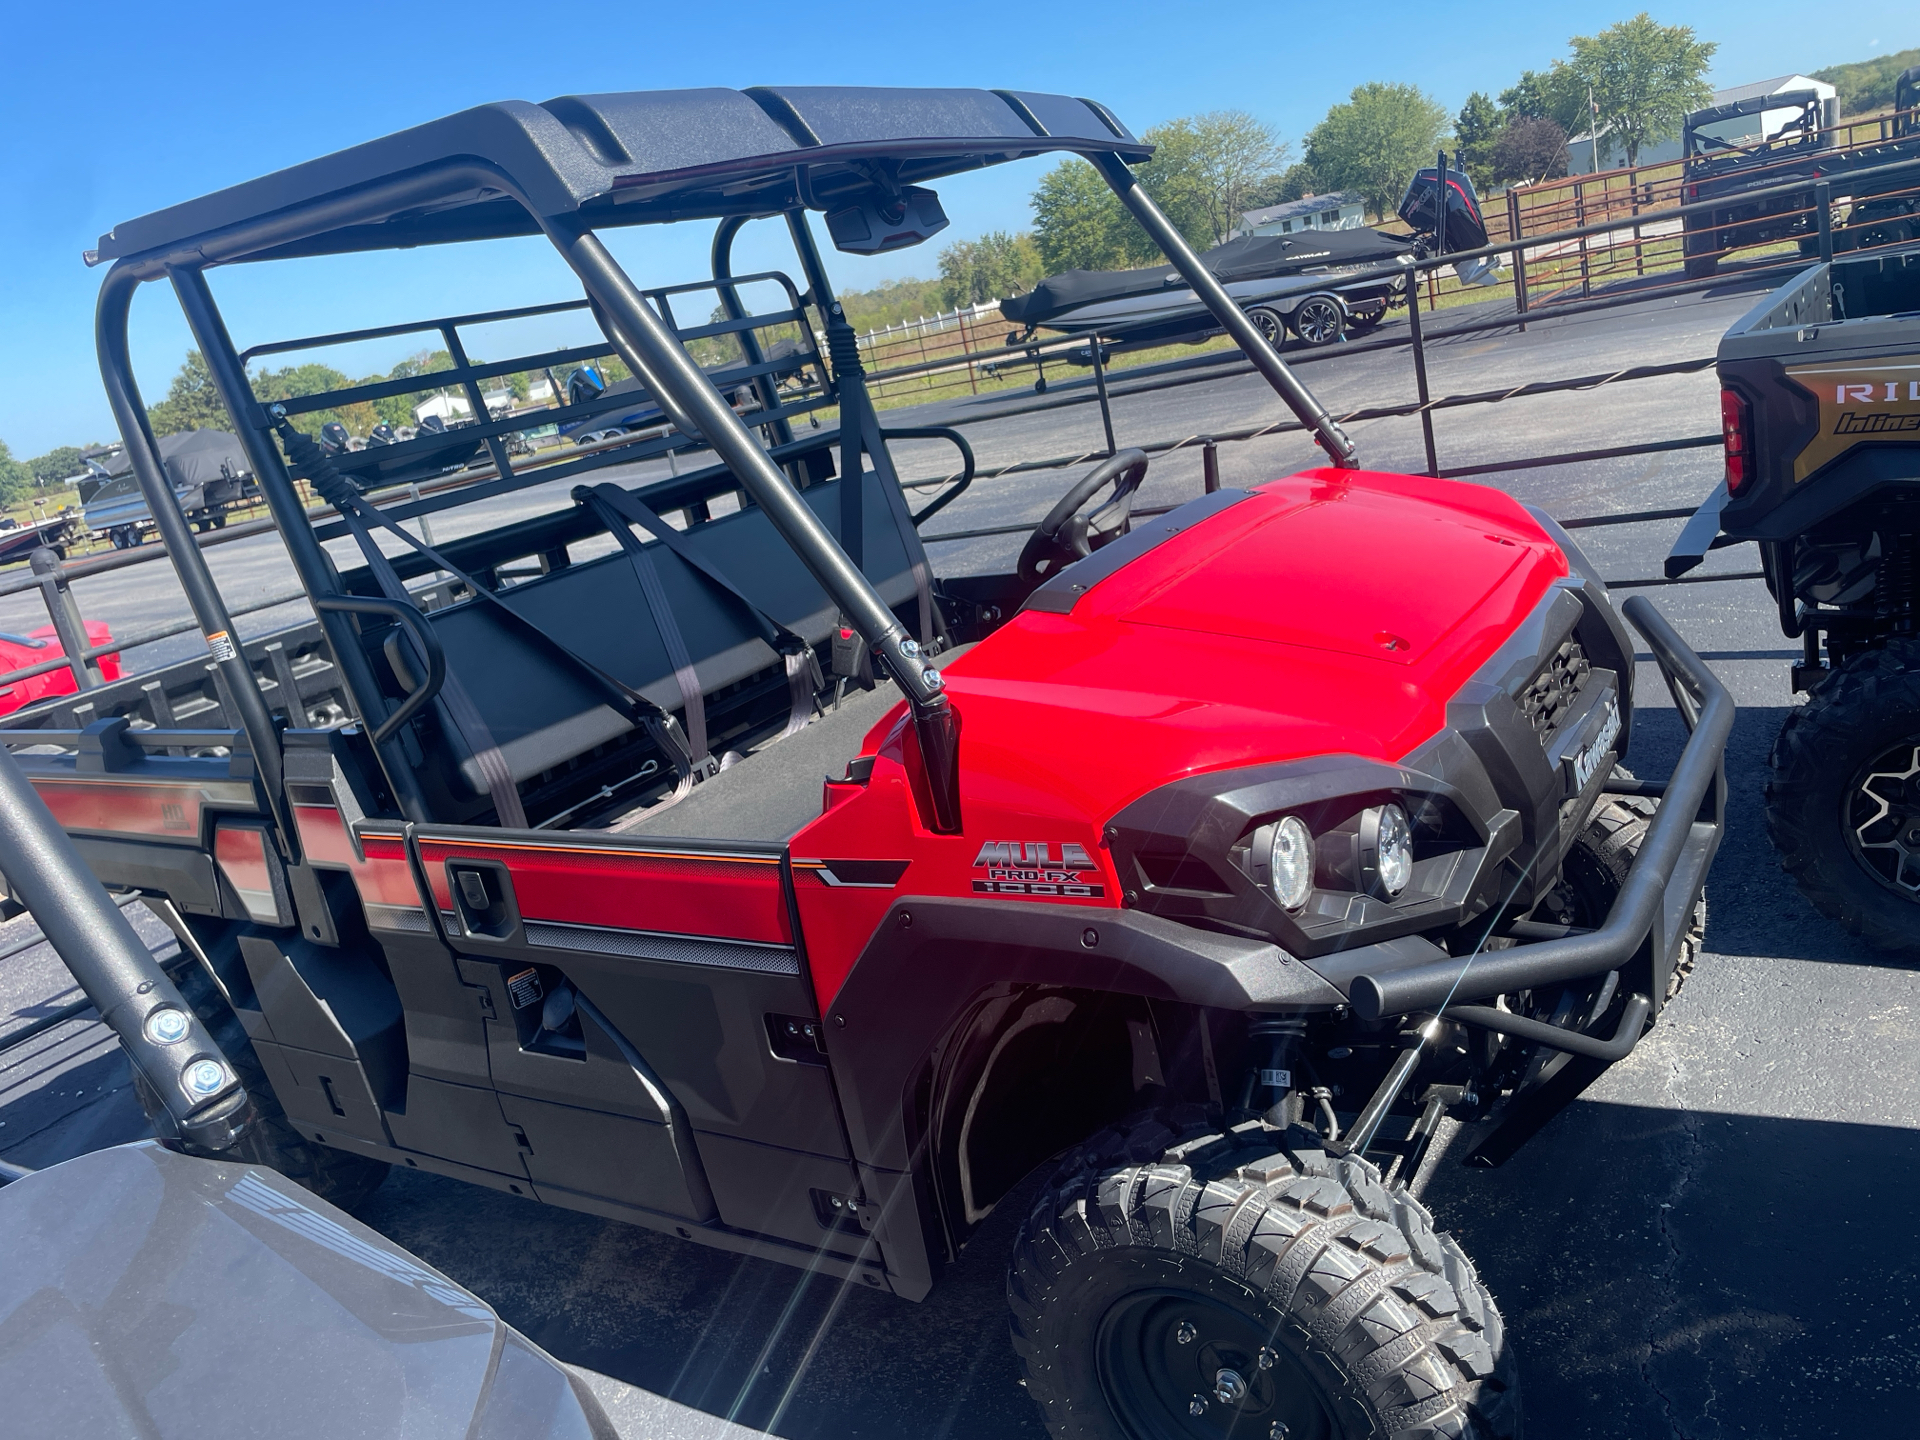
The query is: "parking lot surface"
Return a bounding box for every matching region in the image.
[4,275,1915,1439]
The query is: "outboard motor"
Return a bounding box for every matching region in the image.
[366,421,397,447]
[1398,166,1503,285]
[319,421,351,456]
[568,365,606,407]
[416,414,448,435]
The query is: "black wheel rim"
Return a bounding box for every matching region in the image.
[1295,301,1342,345]
[1846,739,1920,900]
[1095,1288,1338,1439]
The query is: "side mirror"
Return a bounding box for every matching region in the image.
[825,186,949,255]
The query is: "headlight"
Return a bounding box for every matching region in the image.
[1268,816,1313,910]
[1361,803,1413,898]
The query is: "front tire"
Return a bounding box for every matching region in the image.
[1010,1110,1520,1439]
[1767,640,1920,952]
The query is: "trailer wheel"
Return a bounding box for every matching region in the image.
[1767,639,1920,953]
[1010,1110,1520,1440]
[133,948,390,1209]
[1290,296,1347,346]
[1248,307,1287,349]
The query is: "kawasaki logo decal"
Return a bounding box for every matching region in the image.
[970,841,1105,898]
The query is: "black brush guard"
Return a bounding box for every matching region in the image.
[1349,594,1731,1022]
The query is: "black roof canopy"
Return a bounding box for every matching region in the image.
[94,86,1147,269]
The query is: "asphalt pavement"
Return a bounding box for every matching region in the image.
[4,273,1916,1439]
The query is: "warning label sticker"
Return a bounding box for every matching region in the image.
[205,630,238,663]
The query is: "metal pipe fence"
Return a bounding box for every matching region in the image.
[1,158,1834,726]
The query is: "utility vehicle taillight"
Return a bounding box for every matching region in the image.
[1721,387,1751,495]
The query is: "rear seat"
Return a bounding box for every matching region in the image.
[418,469,922,807]
[618,643,974,843]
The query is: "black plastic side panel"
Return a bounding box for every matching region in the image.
[379,932,495,1087]
[385,1075,529,1177]
[450,942,850,1158]
[72,836,220,914]
[498,1093,708,1220]
[236,931,407,1108]
[252,1039,392,1147]
[696,1132,865,1256]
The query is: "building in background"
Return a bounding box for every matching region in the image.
[1233,192,1366,238]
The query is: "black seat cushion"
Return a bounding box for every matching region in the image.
[424,472,920,791]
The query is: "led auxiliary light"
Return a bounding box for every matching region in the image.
[144,1007,191,1045]
[1360,803,1414,898]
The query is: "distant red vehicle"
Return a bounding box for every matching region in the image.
[0,623,119,715]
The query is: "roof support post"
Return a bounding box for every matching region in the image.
[544,217,962,832]
[544,219,942,708]
[94,264,300,854]
[1088,151,1359,469]
[168,266,432,823]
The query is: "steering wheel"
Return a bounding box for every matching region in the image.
[1017,448,1150,583]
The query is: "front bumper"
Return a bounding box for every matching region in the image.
[1347,594,1731,1020]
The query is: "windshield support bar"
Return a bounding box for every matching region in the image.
[168,265,433,823]
[1089,152,1359,469]
[542,219,945,713]
[95,263,300,855]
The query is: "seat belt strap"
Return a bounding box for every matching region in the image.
[610,520,715,775]
[582,484,822,738]
[273,417,696,799]
[335,506,531,830]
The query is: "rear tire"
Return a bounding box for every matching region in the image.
[1010,1109,1521,1439]
[1767,640,1920,953]
[134,949,390,1210]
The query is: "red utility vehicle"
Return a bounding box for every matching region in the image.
[0,622,119,716]
[17,87,1728,1439]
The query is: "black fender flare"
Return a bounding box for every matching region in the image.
[823,897,1341,1178]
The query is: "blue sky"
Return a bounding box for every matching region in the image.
[0,0,1908,458]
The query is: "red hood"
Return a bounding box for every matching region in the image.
[934,468,1567,822]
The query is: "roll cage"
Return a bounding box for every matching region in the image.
[89,85,1357,850]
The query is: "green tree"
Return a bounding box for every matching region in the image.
[1246,162,1321,209]
[938,231,1046,307]
[1499,69,1588,135]
[26,446,88,488]
[1032,111,1293,272]
[0,442,33,508]
[1813,47,1920,115]
[1562,13,1716,166]
[250,361,363,435]
[1305,83,1451,220]
[1032,156,1143,272]
[147,350,237,436]
[1454,92,1503,188]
